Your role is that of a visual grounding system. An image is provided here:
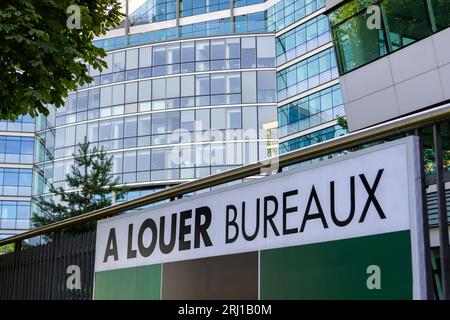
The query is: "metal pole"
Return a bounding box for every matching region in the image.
[415,128,435,299]
[12,240,22,299]
[433,123,450,299]
[125,0,129,45]
[49,230,61,300]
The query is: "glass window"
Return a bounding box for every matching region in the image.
[241,37,256,68]
[211,108,226,129]
[112,152,123,174]
[124,117,137,138]
[333,9,387,73]
[139,47,152,68]
[381,0,431,51]
[99,121,112,141]
[126,49,139,70]
[181,42,195,62]
[88,89,100,109]
[166,77,180,98]
[125,82,138,103]
[196,109,210,130]
[181,75,194,97]
[242,72,257,103]
[226,73,241,94]
[152,79,166,100]
[109,119,122,140]
[75,123,87,145]
[138,115,151,136]
[227,108,241,129]
[430,0,450,31]
[139,80,152,101]
[211,74,225,95]
[196,40,210,61]
[181,110,195,131]
[211,39,226,60]
[112,84,125,105]
[113,51,126,72]
[77,91,88,111]
[258,71,276,102]
[137,149,151,171]
[65,125,75,146]
[257,36,275,67]
[153,45,166,66]
[102,54,113,74]
[226,38,240,59]
[123,151,136,172]
[100,86,112,107]
[196,75,210,95]
[167,43,180,64]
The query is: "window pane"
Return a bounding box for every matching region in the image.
[181,75,194,96]
[196,40,210,61]
[125,82,138,103]
[196,74,210,95]
[112,84,125,105]
[242,72,257,103]
[139,80,152,101]
[126,49,139,70]
[382,0,431,51]
[333,10,387,73]
[181,41,195,62]
[166,77,180,98]
[152,79,166,100]
[139,47,152,68]
[113,51,125,72]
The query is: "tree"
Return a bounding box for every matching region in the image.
[32,139,127,237]
[0,0,125,120]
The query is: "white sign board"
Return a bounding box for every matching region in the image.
[95,137,426,298]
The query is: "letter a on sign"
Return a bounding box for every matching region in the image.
[366,265,381,290]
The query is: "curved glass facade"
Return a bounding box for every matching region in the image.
[0,0,348,237]
[34,34,278,196]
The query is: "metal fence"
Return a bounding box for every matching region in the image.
[0,231,95,300]
[0,103,449,300]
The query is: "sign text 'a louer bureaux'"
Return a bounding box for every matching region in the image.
[95,137,426,298]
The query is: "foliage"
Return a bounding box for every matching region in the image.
[0,243,15,254]
[0,0,124,120]
[336,115,348,130]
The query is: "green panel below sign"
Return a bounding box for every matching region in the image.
[94,264,161,300]
[260,230,413,300]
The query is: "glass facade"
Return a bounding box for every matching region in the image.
[329,0,450,74]
[272,0,346,156]
[276,15,331,65]
[34,34,278,197]
[278,84,344,138]
[0,201,31,230]
[0,136,34,164]
[1,0,348,238]
[0,115,35,133]
[279,125,347,154]
[129,0,177,25]
[277,48,339,101]
[267,0,325,31]
[0,169,33,197]
[180,0,230,17]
